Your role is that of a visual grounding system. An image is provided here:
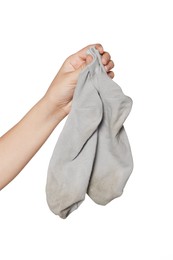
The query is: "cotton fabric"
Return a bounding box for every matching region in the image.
[46,47,133,219]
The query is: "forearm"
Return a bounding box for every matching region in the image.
[0,96,66,190]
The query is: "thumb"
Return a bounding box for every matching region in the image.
[85,54,93,66]
[72,54,93,81]
[76,54,93,73]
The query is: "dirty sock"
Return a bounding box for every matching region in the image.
[87,48,133,205]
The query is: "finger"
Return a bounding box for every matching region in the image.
[86,54,93,65]
[104,60,114,72]
[94,44,104,54]
[72,54,93,79]
[77,54,93,72]
[107,71,115,79]
[102,52,111,65]
[74,43,104,60]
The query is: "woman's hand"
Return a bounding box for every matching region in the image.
[45,44,115,116]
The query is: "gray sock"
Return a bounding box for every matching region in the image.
[46,62,102,219]
[86,48,133,205]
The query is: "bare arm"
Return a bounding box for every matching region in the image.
[0,96,66,190]
[0,44,114,190]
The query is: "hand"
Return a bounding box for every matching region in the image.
[45,44,115,116]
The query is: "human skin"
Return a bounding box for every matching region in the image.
[0,44,114,190]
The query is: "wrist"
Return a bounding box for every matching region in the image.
[41,95,67,125]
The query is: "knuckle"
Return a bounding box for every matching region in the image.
[104,52,111,61]
[110,60,114,67]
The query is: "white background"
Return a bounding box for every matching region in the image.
[0,0,173,259]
